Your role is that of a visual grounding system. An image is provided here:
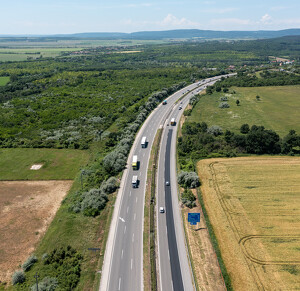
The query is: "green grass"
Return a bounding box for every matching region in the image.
[0,48,81,62]
[0,148,90,180]
[0,76,9,86]
[188,85,300,137]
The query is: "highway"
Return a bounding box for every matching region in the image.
[99,75,233,291]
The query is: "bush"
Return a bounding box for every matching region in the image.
[207,125,223,136]
[31,277,58,291]
[42,253,48,262]
[178,171,200,188]
[81,188,108,216]
[240,123,250,134]
[183,109,192,116]
[181,189,196,208]
[12,270,25,285]
[22,255,38,272]
[220,96,228,101]
[100,177,119,194]
[219,102,230,108]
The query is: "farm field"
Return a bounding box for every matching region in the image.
[197,157,300,290]
[188,85,300,136]
[0,77,9,86]
[0,180,72,282]
[0,148,90,180]
[0,48,81,62]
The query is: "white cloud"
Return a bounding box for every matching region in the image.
[160,14,195,27]
[260,14,272,24]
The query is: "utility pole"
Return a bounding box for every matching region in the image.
[34,272,39,291]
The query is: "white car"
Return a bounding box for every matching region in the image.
[159,207,165,213]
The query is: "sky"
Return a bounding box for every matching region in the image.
[1,0,300,35]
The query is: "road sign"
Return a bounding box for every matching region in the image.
[188,213,200,225]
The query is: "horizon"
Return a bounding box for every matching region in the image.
[1,0,300,35]
[1,27,300,37]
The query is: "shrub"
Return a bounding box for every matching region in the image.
[178,171,200,188]
[207,125,223,136]
[12,270,25,285]
[31,277,58,291]
[81,188,108,216]
[181,189,196,208]
[22,255,38,272]
[42,253,48,262]
[183,109,192,116]
[100,176,119,194]
[219,102,230,108]
[220,96,228,101]
[240,124,250,134]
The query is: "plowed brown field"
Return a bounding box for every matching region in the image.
[0,180,72,282]
[197,157,300,291]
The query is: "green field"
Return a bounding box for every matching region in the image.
[188,85,300,136]
[0,48,81,62]
[0,77,9,86]
[0,39,168,62]
[0,148,90,180]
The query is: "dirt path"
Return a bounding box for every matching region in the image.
[0,180,73,282]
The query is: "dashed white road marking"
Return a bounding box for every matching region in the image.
[132,233,135,243]
[134,213,136,221]
[121,249,124,259]
[136,197,138,203]
[118,277,121,290]
[127,206,129,213]
[124,225,126,234]
[131,258,133,270]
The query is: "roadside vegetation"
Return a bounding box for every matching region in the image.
[0,34,299,289]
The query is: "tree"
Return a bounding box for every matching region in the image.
[240,124,250,134]
[256,95,260,101]
[236,99,240,106]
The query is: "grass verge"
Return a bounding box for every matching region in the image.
[196,187,233,290]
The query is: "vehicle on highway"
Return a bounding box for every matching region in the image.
[165,181,170,186]
[178,106,182,110]
[141,136,147,148]
[132,175,138,188]
[159,207,165,213]
[170,118,176,126]
[162,100,167,105]
[132,155,138,170]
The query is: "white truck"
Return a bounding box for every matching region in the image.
[141,136,147,148]
[132,175,138,188]
[170,118,176,126]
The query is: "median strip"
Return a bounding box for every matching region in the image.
[144,128,162,291]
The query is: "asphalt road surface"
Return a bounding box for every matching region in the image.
[100,75,234,291]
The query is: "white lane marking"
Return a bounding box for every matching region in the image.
[119,217,125,222]
[118,277,121,290]
[143,153,145,157]
[134,213,136,221]
[129,191,131,197]
[124,225,126,234]
[132,233,135,243]
[131,258,133,270]
[136,197,138,203]
[139,172,142,177]
[121,249,124,259]
[127,206,129,213]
